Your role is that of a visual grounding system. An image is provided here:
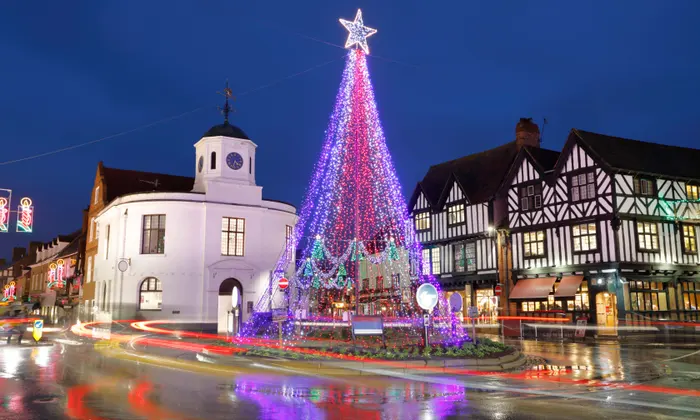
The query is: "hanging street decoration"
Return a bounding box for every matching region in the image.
[339,9,377,54]
[311,235,325,260]
[2,281,17,302]
[16,197,34,233]
[0,197,8,233]
[56,259,65,288]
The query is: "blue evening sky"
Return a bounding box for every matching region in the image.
[0,1,698,259]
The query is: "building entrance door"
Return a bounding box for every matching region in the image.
[218,278,242,335]
[595,292,617,335]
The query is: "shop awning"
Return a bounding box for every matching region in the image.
[554,275,584,297]
[510,277,557,299]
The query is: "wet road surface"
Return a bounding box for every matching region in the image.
[0,335,699,419]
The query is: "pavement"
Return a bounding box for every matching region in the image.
[0,325,698,419]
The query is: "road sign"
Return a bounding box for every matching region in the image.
[467,306,479,318]
[32,319,43,342]
[494,285,502,296]
[416,283,438,311]
[278,277,289,290]
[449,292,463,312]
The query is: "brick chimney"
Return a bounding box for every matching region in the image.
[515,118,540,148]
[11,247,26,262]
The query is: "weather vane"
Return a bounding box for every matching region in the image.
[339,9,377,54]
[217,80,235,124]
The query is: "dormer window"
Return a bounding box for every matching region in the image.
[634,177,655,196]
[520,184,542,211]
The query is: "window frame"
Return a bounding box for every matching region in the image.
[141,214,166,255]
[453,241,476,273]
[415,211,431,231]
[569,171,596,203]
[221,217,246,257]
[94,186,100,205]
[681,224,697,254]
[519,183,542,212]
[635,221,660,252]
[633,177,656,197]
[422,247,441,275]
[686,184,699,201]
[523,230,546,259]
[139,277,162,311]
[447,203,465,226]
[571,222,598,254]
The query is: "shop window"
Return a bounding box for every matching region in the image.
[139,277,162,311]
[375,276,384,291]
[523,231,545,258]
[682,282,698,311]
[682,225,697,254]
[453,241,476,273]
[447,204,465,226]
[415,212,430,231]
[636,222,659,251]
[571,172,596,202]
[629,281,667,311]
[687,184,699,201]
[519,184,542,211]
[476,289,496,318]
[362,278,369,291]
[422,247,441,275]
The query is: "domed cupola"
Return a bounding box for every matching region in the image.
[192,81,259,195]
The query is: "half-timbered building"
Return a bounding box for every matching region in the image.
[409,118,559,320]
[505,129,700,335]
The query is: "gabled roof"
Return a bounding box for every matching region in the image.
[498,145,561,194]
[56,231,83,258]
[571,129,700,180]
[101,164,195,202]
[524,146,560,173]
[415,141,521,210]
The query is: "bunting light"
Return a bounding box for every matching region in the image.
[16,197,34,233]
[0,197,8,233]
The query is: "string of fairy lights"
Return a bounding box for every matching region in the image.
[250,10,463,344]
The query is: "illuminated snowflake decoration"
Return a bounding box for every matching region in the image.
[339,9,377,54]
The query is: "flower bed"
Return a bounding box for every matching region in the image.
[237,338,513,361]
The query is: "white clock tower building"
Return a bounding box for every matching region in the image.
[192,90,262,205]
[89,83,297,333]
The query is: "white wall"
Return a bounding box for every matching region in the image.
[93,191,296,324]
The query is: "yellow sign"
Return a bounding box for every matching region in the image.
[32,319,43,342]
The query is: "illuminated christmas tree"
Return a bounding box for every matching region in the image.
[255,10,460,340]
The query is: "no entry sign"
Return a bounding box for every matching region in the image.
[495,285,502,296]
[278,277,289,290]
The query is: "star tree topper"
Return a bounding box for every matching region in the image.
[339,9,377,54]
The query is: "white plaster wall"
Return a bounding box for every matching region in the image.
[93,192,296,325]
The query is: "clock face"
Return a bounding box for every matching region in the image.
[198,156,204,173]
[226,152,244,170]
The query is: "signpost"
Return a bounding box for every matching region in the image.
[32,319,43,342]
[467,306,478,342]
[416,283,438,349]
[272,308,287,344]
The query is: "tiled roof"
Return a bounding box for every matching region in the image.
[573,129,700,180]
[523,146,560,172]
[417,142,521,208]
[102,165,195,202]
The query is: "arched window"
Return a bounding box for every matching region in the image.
[139,277,162,311]
[211,151,217,170]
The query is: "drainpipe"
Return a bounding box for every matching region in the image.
[118,208,128,318]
